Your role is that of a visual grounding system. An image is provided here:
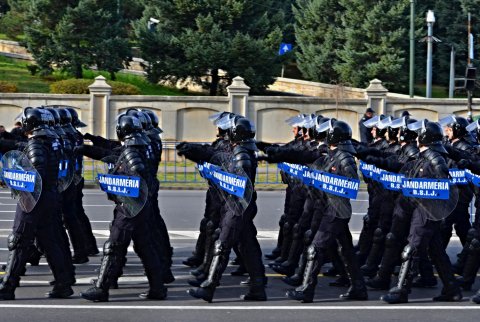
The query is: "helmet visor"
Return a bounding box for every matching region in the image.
[377,116,392,130]
[286,115,307,127]
[216,114,235,130]
[363,115,381,128]
[208,112,225,124]
[466,120,480,132]
[438,115,457,127]
[317,119,333,133]
[389,116,407,129]
[407,119,427,132]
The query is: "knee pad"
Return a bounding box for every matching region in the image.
[103,240,123,256]
[199,218,209,231]
[467,228,479,242]
[7,234,21,251]
[373,228,385,243]
[213,228,221,239]
[283,222,292,234]
[385,232,397,248]
[304,229,313,245]
[213,240,227,256]
[279,214,286,226]
[206,220,215,234]
[469,238,480,254]
[306,245,317,261]
[292,224,301,240]
[363,214,371,226]
[401,245,414,262]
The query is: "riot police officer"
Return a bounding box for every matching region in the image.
[81,115,167,302]
[381,120,462,304]
[187,116,267,302]
[0,107,75,300]
[287,120,367,303]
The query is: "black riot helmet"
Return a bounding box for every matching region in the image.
[209,111,235,138]
[22,107,52,133]
[308,116,330,141]
[57,108,73,126]
[65,107,86,128]
[390,117,418,143]
[142,109,163,133]
[44,107,61,126]
[408,119,443,146]
[231,117,255,142]
[36,106,55,127]
[116,114,143,141]
[318,120,352,145]
[125,108,151,130]
[439,115,469,139]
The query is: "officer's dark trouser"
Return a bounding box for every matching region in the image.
[99,201,165,290]
[407,209,458,293]
[74,178,97,252]
[441,201,472,247]
[285,197,315,267]
[61,182,88,258]
[376,200,434,281]
[307,215,364,292]
[3,190,74,288]
[208,200,265,287]
[357,182,384,264]
[151,184,172,269]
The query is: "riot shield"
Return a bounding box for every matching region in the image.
[401,177,459,221]
[1,150,42,213]
[58,157,75,192]
[316,170,360,219]
[97,156,148,218]
[211,159,253,216]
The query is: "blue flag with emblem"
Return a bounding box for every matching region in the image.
[465,170,480,187]
[401,178,450,200]
[209,167,247,198]
[378,170,405,191]
[449,168,468,185]
[359,161,382,181]
[97,174,140,197]
[312,170,360,199]
[2,169,37,192]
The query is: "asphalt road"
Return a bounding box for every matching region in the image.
[0,188,478,322]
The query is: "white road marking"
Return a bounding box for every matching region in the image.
[0,304,478,310]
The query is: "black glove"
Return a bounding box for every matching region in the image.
[457,159,472,170]
[256,141,273,152]
[73,145,85,155]
[364,155,377,165]
[83,133,95,141]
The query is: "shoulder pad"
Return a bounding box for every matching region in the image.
[454,139,474,152]
[121,147,146,174]
[424,149,446,166]
[403,144,419,158]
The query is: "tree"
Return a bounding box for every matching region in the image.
[293,0,344,83]
[134,0,286,95]
[20,0,131,78]
[334,0,410,90]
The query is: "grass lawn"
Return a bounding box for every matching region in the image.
[0,55,188,95]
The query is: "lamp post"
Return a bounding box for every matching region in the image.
[426,10,435,98]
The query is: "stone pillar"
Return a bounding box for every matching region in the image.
[88,76,112,138]
[227,76,250,117]
[365,79,388,115]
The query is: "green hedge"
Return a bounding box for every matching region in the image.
[50,79,140,95]
[0,81,18,93]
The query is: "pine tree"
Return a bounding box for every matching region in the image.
[293,0,344,83]
[134,0,286,95]
[335,0,410,90]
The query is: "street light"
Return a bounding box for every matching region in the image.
[426,10,435,98]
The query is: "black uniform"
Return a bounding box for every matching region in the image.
[381,145,462,303]
[0,128,75,300]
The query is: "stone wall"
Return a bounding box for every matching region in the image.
[0,76,479,146]
[0,40,32,60]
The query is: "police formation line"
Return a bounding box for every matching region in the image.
[2,107,480,305]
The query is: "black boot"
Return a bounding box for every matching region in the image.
[329,276,351,287]
[381,245,416,304]
[367,232,401,290]
[231,263,248,276]
[240,276,268,286]
[139,270,167,300]
[0,235,32,300]
[46,283,74,298]
[339,280,368,300]
[356,214,376,266]
[338,248,368,301]
[187,240,227,303]
[27,245,42,266]
[361,228,385,278]
[451,228,475,275]
[241,278,267,301]
[430,249,462,302]
[81,241,120,302]
[472,289,480,304]
[272,222,293,266]
[415,255,437,288]
[286,246,320,303]
[266,215,285,260]
[457,238,480,291]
